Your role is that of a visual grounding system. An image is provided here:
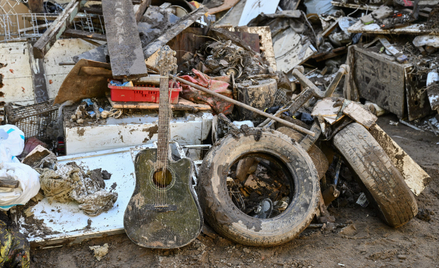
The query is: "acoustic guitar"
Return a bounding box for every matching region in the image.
[124,46,203,249]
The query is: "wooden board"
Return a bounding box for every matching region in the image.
[342,102,377,129]
[107,93,212,112]
[369,124,431,196]
[63,29,107,41]
[142,7,208,60]
[102,0,147,79]
[33,0,84,58]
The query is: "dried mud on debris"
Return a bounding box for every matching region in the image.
[30,117,439,268]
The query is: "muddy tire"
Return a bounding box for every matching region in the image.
[333,123,418,227]
[197,128,320,246]
[276,126,329,180]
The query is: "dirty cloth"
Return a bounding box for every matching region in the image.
[180,69,234,115]
[0,220,30,268]
[39,163,117,216]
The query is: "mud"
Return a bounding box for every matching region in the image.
[30,114,439,267]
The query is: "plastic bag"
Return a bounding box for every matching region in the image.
[0,162,41,210]
[0,125,40,211]
[0,125,25,163]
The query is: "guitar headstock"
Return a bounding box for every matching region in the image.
[157,46,177,76]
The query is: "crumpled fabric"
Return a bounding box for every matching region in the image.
[0,221,30,268]
[180,69,234,115]
[39,163,117,217]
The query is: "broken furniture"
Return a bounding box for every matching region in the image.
[345,45,431,121]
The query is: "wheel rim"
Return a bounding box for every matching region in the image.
[225,152,296,219]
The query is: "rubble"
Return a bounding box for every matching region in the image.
[0,0,436,256]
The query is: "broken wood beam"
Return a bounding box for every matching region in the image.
[143,7,208,59]
[135,0,151,23]
[172,75,315,137]
[33,0,85,58]
[80,6,103,14]
[102,0,148,79]
[64,29,106,41]
[28,42,49,103]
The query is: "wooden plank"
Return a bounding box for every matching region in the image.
[27,42,49,103]
[347,20,433,35]
[63,29,107,41]
[369,124,431,196]
[143,7,208,59]
[107,93,212,112]
[102,0,148,79]
[80,6,103,14]
[342,102,377,129]
[33,0,85,58]
[135,0,151,23]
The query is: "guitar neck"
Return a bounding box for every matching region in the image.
[157,76,170,167]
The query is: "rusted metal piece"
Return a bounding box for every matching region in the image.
[229,31,260,53]
[33,0,85,58]
[210,28,258,56]
[173,75,315,137]
[102,0,147,79]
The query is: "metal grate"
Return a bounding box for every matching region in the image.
[0,0,105,43]
[273,88,291,107]
[5,101,58,140]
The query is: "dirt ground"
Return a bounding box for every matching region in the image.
[30,114,439,268]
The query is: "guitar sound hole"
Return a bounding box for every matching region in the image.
[153,168,173,188]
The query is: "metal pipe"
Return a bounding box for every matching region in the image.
[172,75,315,137]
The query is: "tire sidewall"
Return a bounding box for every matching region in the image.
[198,129,320,246]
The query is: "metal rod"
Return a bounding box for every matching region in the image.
[172,75,315,137]
[399,119,424,132]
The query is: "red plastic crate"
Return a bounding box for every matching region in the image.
[109,81,182,103]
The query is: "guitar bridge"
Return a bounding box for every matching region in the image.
[145,204,177,212]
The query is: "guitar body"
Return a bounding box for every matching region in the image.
[124,148,203,248]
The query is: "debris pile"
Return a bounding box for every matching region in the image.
[0,0,436,250]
